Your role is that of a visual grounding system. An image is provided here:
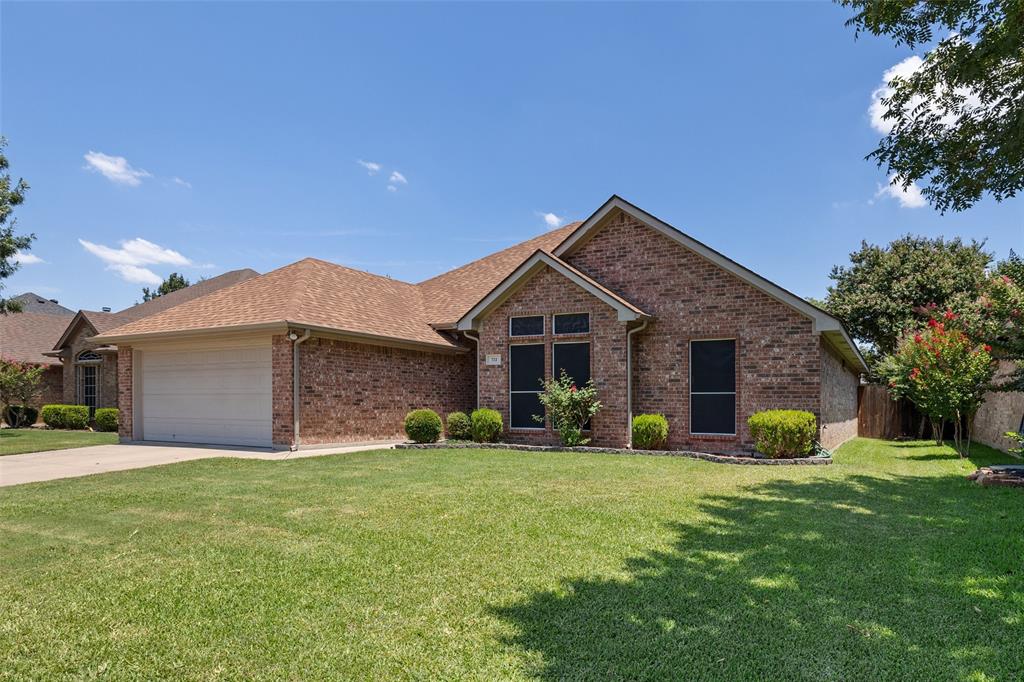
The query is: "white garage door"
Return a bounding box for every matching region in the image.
[140,344,273,447]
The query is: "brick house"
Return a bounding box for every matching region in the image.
[95,197,866,452]
[0,295,75,408]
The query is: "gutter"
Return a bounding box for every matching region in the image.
[464,330,480,409]
[626,319,649,448]
[291,328,311,451]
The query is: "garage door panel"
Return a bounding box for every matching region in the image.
[141,345,272,447]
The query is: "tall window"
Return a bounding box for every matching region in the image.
[76,350,102,409]
[510,344,545,428]
[553,341,591,430]
[690,339,736,435]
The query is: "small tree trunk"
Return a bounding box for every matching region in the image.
[918,413,927,440]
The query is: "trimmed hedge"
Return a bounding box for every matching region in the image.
[471,408,503,443]
[446,411,472,441]
[632,414,669,450]
[747,410,817,458]
[404,409,443,443]
[4,405,39,428]
[94,408,119,433]
[40,404,90,430]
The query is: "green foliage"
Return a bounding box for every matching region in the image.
[445,411,471,441]
[0,359,43,415]
[1005,432,1024,457]
[470,408,503,443]
[141,272,190,302]
[3,404,38,428]
[404,409,442,444]
[839,0,1024,212]
[632,414,669,450]
[534,370,602,447]
[824,235,990,358]
[94,408,119,433]
[0,138,34,313]
[40,404,90,430]
[747,410,817,458]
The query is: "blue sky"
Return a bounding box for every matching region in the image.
[2,1,1020,312]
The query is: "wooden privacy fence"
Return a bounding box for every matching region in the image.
[858,384,915,439]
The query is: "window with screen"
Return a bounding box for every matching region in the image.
[510,344,545,428]
[553,342,591,430]
[510,315,544,337]
[690,339,736,435]
[79,365,98,409]
[553,313,590,335]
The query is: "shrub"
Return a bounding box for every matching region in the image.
[94,408,119,432]
[747,410,817,458]
[632,414,669,450]
[404,409,442,443]
[3,405,38,428]
[446,411,471,441]
[40,404,90,430]
[471,408,503,443]
[536,370,602,446]
[1006,431,1024,457]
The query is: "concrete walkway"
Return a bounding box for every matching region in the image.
[0,441,398,487]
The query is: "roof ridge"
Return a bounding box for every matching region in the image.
[297,256,420,288]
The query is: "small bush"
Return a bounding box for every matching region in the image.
[471,408,503,443]
[446,411,472,441]
[747,410,817,458]
[536,370,602,447]
[632,414,669,450]
[3,405,39,428]
[40,404,90,430]
[404,409,443,443]
[94,408,119,432]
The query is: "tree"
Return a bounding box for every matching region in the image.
[0,359,43,426]
[534,370,602,447]
[879,314,995,455]
[0,137,34,314]
[142,272,190,302]
[824,235,990,358]
[839,0,1024,212]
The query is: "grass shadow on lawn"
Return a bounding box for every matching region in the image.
[494,470,1024,680]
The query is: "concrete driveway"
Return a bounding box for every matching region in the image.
[0,441,398,487]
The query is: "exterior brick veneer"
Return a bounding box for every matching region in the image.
[819,339,859,451]
[272,334,475,448]
[117,346,132,438]
[60,324,119,409]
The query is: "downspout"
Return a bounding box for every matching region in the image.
[626,319,649,448]
[291,328,311,451]
[464,330,480,409]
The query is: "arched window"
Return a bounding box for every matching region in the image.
[76,350,102,363]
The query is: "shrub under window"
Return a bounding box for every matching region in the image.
[747,410,817,458]
[632,414,669,450]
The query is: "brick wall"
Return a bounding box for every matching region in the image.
[274,334,475,447]
[36,366,63,407]
[477,266,630,447]
[819,338,859,451]
[564,210,823,453]
[974,360,1024,452]
[117,346,133,438]
[61,323,119,408]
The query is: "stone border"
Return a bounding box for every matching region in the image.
[395,441,832,466]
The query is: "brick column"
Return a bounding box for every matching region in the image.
[271,334,294,448]
[117,346,133,439]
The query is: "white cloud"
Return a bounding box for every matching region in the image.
[387,185,398,192]
[540,212,565,228]
[874,174,927,209]
[83,151,152,186]
[13,251,43,265]
[357,159,382,175]
[79,237,192,284]
[389,171,407,185]
[172,176,192,189]
[869,49,981,134]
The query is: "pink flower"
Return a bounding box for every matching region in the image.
[927,318,939,328]
[570,384,577,393]
[914,333,923,344]
[984,344,992,352]
[943,310,957,321]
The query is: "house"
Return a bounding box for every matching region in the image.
[11,292,74,315]
[0,297,75,407]
[95,197,866,453]
[44,269,259,411]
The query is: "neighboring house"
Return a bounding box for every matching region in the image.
[11,292,75,315]
[96,196,866,453]
[0,303,75,408]
[46,269,259,411]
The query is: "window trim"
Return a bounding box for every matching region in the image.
[689,338,738,437]
[552,311,591,336]
[76,350,102,363]
[552,340,592,432]
[509,315,545,338]
[509,342,546,430]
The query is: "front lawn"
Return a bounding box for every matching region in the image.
[1,439,1023,679]
[0,428,118,456]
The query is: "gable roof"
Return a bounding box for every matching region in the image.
[0,312,75,365]
[554,195,868,372]
[11,293,74,316]
[456,250,648,330]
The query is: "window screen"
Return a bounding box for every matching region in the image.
[553,313,590,335]
[553,342,590,386]
[80,365,98,410]
[690,339,736,434]
[510,316,544,337]
[510,344,545,428]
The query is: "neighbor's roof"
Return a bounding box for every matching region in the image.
[11,293,74,316]
[0,312,76,365]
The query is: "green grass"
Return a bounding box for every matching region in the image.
[0,428,117,456]
[1,439,1023,680]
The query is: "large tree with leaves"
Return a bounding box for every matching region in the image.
[839,0,1024,212]
[0,138,34,314]
[142,272,190,302]
[825,235,991,358]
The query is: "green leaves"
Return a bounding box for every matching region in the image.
[0,137,34,315]
[535,370,602,447]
